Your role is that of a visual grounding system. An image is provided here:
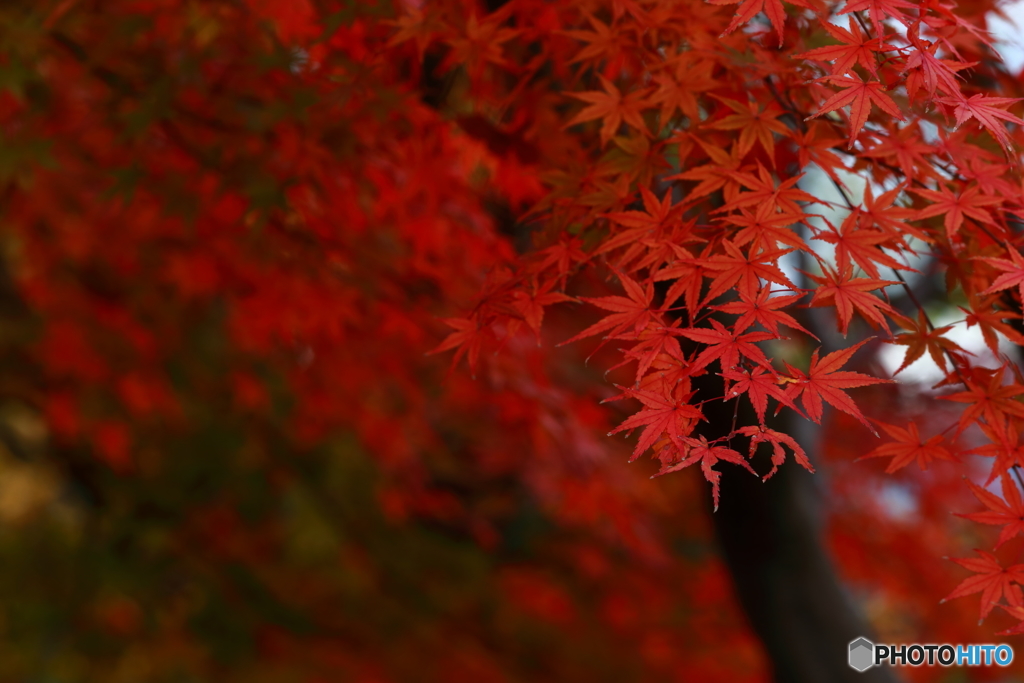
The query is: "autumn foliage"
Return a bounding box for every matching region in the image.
[4,0,1024,680]
[422,0,1024,637]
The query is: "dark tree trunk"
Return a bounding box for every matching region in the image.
[711,447,898,682]
[696,375,899,683]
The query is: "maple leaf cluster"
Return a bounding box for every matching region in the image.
[409,0,1024,635]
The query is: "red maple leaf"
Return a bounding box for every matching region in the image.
[838,0,916,28]
[795,18,896,78]
[890,310,972,374]
[738,424,814,480]
[805,266,902,336]
[859,420,957,472]
[861,128,938,185]
[679,319,775,374]
[902,23,970,100]
[565,75,650,146]
[720,163,822,215]
[812,212,907,280]
[942,369,1024,440]
[792,122,847,185]
[608,387,704,462]
[599,186,689,269]
[707,96,791,160]
[611,320,688,382]
[533,236,588,285]
[603,185,685,235]
[859,182,928,243]
[512,281,575,337]
[713,287,816,339]
[959,476,1024,549]
[723,203,809,253]
[722,365,802,424]
[562,10,630,66]
[656,243,714,323]
[701,240,796,306]
[649,54,718,125]
[935,94,1024,154]
[961,295,1024,356]
[979,246,1024,304]
[942,550,1024,622]
[709,0,813,46]
[443,13,520,75]
[655,435,757,511]
[966,421,1024,485]
[912,184,1002,242]
[806,74,904,148]
[429,316,487,374]
[782,339,892,431]
[560,272,658,349]
[667,140,751,203]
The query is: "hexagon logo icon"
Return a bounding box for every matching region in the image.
[849,637,875,672]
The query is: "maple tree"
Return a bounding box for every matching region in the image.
[4,0,1024,680]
